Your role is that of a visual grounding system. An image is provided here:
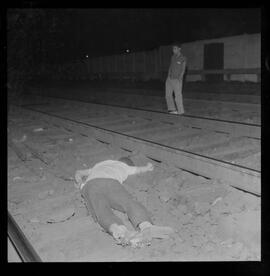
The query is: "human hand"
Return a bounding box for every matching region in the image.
[75,170,83,184]
[146,162,154,171]
[75,171,83,185]
[74,170,88,188]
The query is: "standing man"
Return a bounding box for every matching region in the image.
[165,42,187,115]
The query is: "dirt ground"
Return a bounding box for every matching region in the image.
[28,82,261,125]
[7,104,261,262]
[89,93,261,125]
[18,94,261,171]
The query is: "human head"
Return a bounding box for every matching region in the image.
[172,42,182,55]
[118,156,135,166]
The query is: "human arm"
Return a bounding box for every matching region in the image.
[167,56,173,78]
[74,168,91,187]
[129,162,154,175]
[168,66,171,78]
[179,59,186,80]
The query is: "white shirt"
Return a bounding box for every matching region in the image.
[81,160,137,189]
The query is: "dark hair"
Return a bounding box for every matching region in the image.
[172,42,182,48]
[118,156,135,166]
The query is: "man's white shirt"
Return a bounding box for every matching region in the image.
[80,160,137,189]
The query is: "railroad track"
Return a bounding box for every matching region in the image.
[10,95,260,195]
[8,211,42,262]
[7,102,261,261]
[21,94,261,138]
[26,88,261,125]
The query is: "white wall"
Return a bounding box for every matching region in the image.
[83,33,260,82]
[181,41,204,81]
[181,33,261,82]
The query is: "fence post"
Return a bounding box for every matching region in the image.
[201,72,205,81]
[257,73,261,83]
[154,50,158,79]
[144,52,146,79]
[131,53,135,81]
[158,48,162,80]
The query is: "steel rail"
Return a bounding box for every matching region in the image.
[8,211,42,262]
[8,236,22,262]
[24,93,261,127]
[22,94,261,139]
[14,105,261,195]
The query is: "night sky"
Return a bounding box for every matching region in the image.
[8,8,261,64]
[76,8,261,56]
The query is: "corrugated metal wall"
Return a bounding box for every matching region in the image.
[54,33,260,82]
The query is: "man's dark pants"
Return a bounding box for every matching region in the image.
[81,178,152,233]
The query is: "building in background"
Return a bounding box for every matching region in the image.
[54,33,261,83]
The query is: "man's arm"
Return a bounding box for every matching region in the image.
[179,59,186,80]
[129,162,154,175]
[75,168,91,187]
[168,66,171,78]
[167,56,173,78]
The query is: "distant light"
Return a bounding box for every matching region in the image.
[126,49,130,53]
[86,55,89,58]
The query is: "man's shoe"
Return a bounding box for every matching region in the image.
[129,225,175,248]
[168,110,178,115]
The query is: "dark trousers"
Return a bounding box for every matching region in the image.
[81,178,152,233]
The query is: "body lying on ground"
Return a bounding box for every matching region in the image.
[75,156,174,248]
